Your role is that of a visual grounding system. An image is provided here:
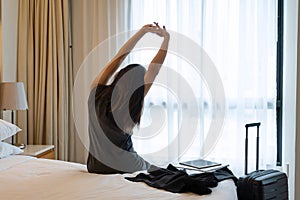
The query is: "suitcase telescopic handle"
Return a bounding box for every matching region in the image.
[245,122,261,175]
[245,122,261,128]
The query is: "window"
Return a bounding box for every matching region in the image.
[128,0,279,175]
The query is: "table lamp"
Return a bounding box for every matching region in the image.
[0,82,28,146]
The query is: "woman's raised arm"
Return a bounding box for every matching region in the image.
[144,23,170,96]
[90,24,157,90]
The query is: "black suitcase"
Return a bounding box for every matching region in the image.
[237,122,288,200]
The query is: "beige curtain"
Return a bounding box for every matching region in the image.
[71,0,130,73]
[16,0,75,161]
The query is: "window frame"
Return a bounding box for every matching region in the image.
[276,0,284,166]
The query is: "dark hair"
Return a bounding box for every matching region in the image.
[98,64,146,132]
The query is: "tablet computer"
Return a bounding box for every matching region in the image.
[179,159,221,170]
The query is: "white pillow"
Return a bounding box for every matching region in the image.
[0,141,23,158]
[0,119,22,141]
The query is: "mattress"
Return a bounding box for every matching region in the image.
[0,155,237,200]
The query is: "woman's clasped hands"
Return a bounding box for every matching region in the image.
[142,22,170,39]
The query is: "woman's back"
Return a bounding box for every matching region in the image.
[87,85,149,174]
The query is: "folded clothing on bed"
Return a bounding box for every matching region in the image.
[125,164,237,195]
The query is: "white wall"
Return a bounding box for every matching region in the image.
[1,0,18,82]
[283,0,298,199]
[1,0,18,122]
[295,1,300,199]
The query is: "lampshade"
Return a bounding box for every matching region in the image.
[0,82,28,110]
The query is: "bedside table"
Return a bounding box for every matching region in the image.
[20,145,55,159]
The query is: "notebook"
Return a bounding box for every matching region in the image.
[179,159,221,170]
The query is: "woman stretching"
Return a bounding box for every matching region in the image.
[87,22,170,174]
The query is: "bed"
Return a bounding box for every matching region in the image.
[0,155,237,200]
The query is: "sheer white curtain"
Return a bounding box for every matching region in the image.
[129,0,278,176]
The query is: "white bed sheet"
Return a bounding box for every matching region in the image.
[0,155,237,200]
